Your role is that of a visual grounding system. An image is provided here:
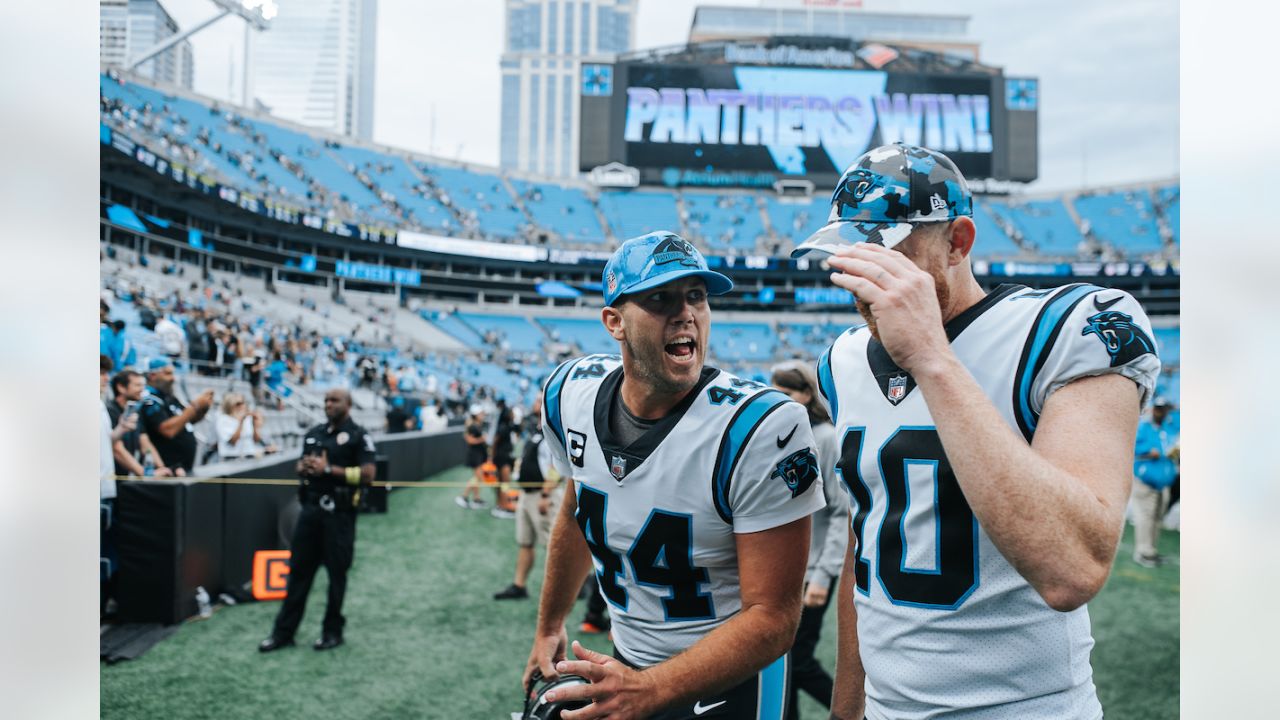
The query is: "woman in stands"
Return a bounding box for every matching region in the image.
[770,360,849,720]
[216,392,278,461]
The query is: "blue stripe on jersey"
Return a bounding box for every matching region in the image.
[757,654,788,720]
[543,358,579,448]
[816,344,838,423]
[710,389,790,524]
[1013,284,1101,440]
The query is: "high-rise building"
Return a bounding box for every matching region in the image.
[247,0,377,140]
[500,0,636,177]
[689,2,978,62]
[100,0,195,90]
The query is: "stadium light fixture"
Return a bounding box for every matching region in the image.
[127,0,276,71]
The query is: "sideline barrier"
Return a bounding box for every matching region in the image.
[114,428,465,624]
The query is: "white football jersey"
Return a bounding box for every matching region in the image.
[817,283,1160,720]
[542,354,827,667]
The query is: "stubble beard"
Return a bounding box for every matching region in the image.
[622,334,700,398]
[856,264,952,345]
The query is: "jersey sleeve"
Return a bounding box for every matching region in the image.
[139,396,167,436]
[540,359,578,479]
[718,394,827,535]
[1029,288,1161,417]
[357,430,378,465]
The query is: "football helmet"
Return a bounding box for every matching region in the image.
[522,669,591,720]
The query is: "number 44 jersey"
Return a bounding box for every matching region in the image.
[817,284,1161,720]
[542,355,827,668]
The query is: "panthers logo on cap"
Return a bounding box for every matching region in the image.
[771,448,820,498]
[1081,310,1156,367]
[651,236,699,267]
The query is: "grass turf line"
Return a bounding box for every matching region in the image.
[101,466,1179,719]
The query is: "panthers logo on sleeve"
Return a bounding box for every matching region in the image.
[770,448,820,498]
[1081,309,1156,367]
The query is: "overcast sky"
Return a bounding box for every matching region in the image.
[160,0,1177,192]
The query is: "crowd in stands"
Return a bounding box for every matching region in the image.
[101,72,1180,263]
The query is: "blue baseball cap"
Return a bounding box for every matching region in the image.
[147,357,174,372]
[602,232,733,307]
[792,143,974,258]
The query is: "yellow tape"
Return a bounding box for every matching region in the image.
[114,475,554,489]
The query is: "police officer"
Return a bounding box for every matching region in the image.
[259,388,377,652]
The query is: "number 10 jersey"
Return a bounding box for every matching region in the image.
[818,284,1160,720]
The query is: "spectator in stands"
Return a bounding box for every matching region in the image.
[140,358,214,476]
[216,392,278,460]
[100,318,136,372]
[455,406,489,509]
[771,361,848,719]
[493,397,563,601]
[108,369,170,477]
[385,395,416,434]
[154,313,185,363]
[1132,398,1179,567]
[265,352,292,407]
[418,401,448,433]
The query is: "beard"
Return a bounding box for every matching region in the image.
[857,264,951,345]
[622,334,701,397]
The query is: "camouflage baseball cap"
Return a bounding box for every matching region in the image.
[791,143,974,258]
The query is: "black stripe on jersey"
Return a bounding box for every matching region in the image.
[1011,283,1103,441]
[592,365,720,478]
[864,283,1026,406]
[710,389,790,524]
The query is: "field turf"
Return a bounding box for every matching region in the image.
[101,466,1180,719]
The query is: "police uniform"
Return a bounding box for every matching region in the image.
[543,355,826,719]
[270,416,377,643]
[140,385,197,473]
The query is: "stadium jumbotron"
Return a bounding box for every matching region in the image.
[97,1,1180,718]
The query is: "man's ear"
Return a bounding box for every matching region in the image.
[601,306,625,341]
[947,216,977,266]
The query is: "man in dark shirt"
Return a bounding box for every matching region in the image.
[107,369,171,477]
[260,388,377,653]
[139,358,214,475]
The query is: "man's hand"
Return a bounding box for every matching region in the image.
[111,413,138,441]
[826,243,951,375]
[173,467,187,477]
[538,496,551,516]
[153,465,174,478]
[523,625,569,694]
[547,641,655,720]
[803,581,829,608]
[192,390,216,412]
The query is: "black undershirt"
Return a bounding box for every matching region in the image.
[608,385,657,448]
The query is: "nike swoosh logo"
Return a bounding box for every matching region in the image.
[777,424,798,448]
[693,699,727,715]
[1093,295,1123,311]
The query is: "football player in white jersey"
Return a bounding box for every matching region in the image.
[793,144,1161,720]
[523,232,827,720]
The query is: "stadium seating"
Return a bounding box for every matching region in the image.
[709,322,775,362]
[997,198,1084,256]
[1153,327,1180,367]
[455,313,549,354]
[419,163,528,240]
[511,179,607,244]
[597,190,683,240]
[419,310,487,350]
[1073,190,1164,255]
[537,317,617,355]
[104,74,1181,264]
[681,192,767,252]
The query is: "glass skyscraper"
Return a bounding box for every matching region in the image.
[100,0,195,90]
[247,0,377,140]
[500,0,636,177]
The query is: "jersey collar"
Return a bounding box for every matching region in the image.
[592,365,719,480]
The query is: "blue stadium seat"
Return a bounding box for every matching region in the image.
[1156,185,1179,245]
[419,163,528,240]
[1073,190,1163,255]
[970,200,1022,258]
[710,322,775,362]
[765,196,830,247]
[598,190,682,240]
[332,144,458,233]
[997,199,1084,256]
[536,317,617,355]
[420,311,486,349]
[681,193,766,252]
[511,180,606,244]
[1153,327,1180,367]
[456,313,548,354]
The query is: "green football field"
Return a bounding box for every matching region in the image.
[101,466,1180,719]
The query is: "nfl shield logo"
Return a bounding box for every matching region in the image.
[609,455,628,482]
[887,375,908,403]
